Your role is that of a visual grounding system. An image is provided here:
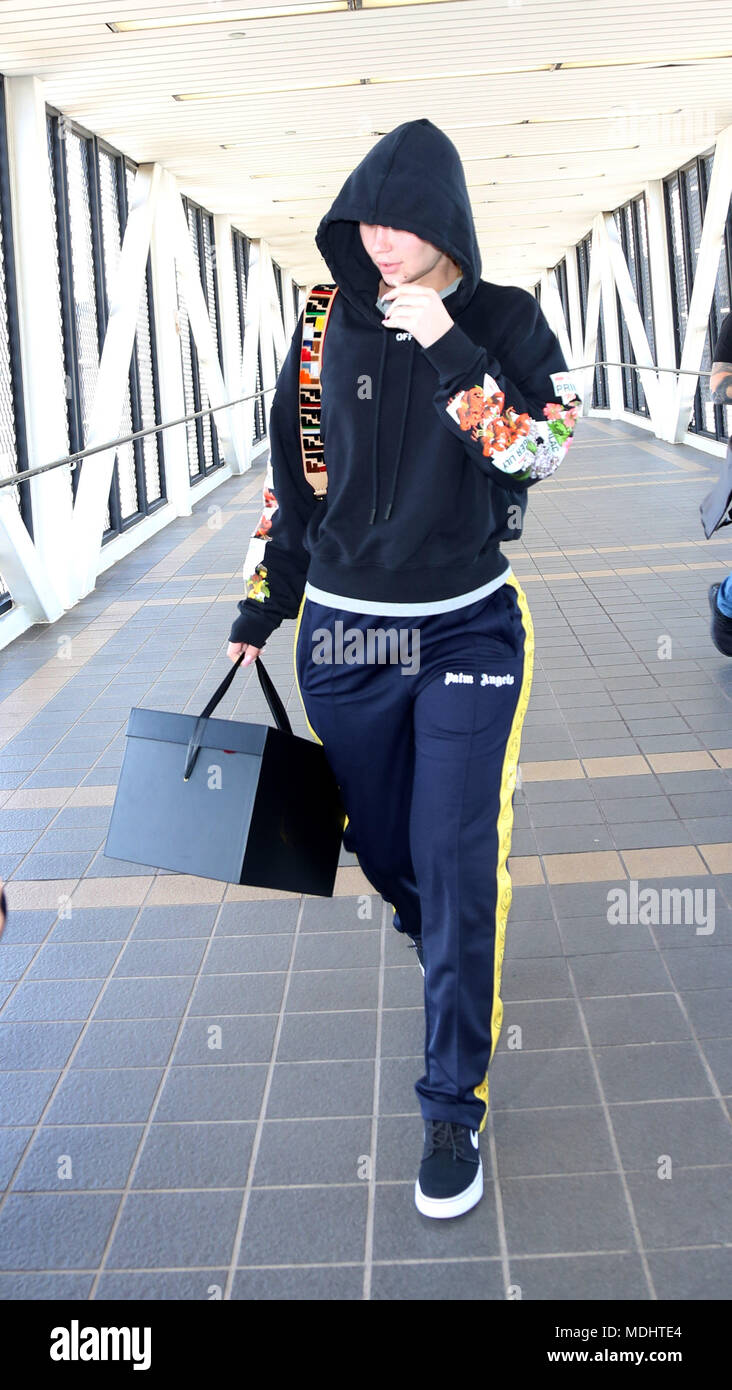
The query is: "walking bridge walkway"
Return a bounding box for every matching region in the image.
[0,415,731,1300]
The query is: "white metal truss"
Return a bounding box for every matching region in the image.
[563,250,584,368]
[0,75,284,643]
[539,268,573,368]
[237,240,293,597]
[148,171,193,519]
[582,220,605,416]
[69,162,162,600]
[265,243,289,378]
[1,71,731,648]
[538,221,605,418]
[673,124,732,442]
[3,76,72,619]
[597,212,625,418]
[534,125,731,443]
[69,162,259,600]
[213,211,251,476]
[283,269,297,340]
[257,241,280,440]
[166,182,245,475]
[0,486,63,625]
[644,177,678,431]
[599,211,665,430]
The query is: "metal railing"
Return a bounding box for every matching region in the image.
[583,362,713,378]
[0,384,276,491]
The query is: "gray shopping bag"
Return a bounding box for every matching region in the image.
[105,654,346,895]
[700,436,732,538]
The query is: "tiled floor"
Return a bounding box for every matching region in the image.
[1,417,732,1301]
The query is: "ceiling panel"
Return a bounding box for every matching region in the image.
[1,0,730,287]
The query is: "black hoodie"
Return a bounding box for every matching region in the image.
[230,118,579,648]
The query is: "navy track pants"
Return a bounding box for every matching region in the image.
[293,576,534,1131]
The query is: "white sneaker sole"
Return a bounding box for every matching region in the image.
[414,1159,483,1219]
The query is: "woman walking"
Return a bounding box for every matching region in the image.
[228,118,579,1217]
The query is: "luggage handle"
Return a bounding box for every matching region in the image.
[183,654,293,781]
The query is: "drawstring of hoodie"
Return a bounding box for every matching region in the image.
[383,335,416,522]
[369,331,389,526]
[369,330,417,526]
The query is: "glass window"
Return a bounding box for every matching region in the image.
[125,165,163,507]
[576,232,608,408]
[98,148,138,521]
[613,194,655,418]
[0,79,29,613]
[272,260,284,375]
[635,194,656,365]
[201,210,223,371]
[232,228,266,442]
[177,197,225,480]
[701,153,732,439]
[45,114,70,465]
[64,129,100,454]
[273,261,284,318]
[616,204,638,412]
[554,256,570,333]
[0,183,18,504]
[665,171,689,361]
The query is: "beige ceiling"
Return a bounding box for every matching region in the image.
[1,0,731,290]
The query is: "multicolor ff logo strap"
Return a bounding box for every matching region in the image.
[299,283,339,498]
[242,283,338,604]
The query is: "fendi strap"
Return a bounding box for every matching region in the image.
[299,283,339,498]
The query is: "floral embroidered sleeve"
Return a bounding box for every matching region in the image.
[242,462,277,604]
[422,290,581,491]
[445,370,580,483]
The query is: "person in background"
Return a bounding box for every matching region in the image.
[709,310,732,655]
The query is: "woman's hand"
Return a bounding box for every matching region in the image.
[227,641,262,667]
[381,284,455,349]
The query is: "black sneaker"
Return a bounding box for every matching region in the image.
[709,583,732,656]
[415,1120,483,1219]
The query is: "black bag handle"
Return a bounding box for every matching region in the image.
[252,656,292,736]
[184,654,292,781]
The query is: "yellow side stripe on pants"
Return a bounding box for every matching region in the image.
[292,593,352,838]
[292,593,324,747]
[473,573,535,1132]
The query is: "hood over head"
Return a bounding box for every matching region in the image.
[315,118,481,324]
